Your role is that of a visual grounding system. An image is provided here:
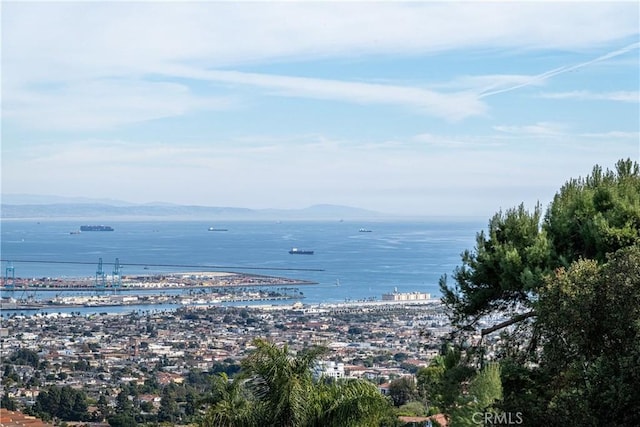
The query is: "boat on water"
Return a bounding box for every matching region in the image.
[359,228,372,232]
[80,225,114,231]
[289,248,314,255]
[208,227,228,231]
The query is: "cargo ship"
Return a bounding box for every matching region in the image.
[80,225,114,231]
[289,248,314,255]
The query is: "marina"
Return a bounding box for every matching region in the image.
[1,289,303,312]
[0,269,313,312]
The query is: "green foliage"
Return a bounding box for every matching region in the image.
[439,159,640,426]
[497,358,550,425]
[107,413,137,427]
[115,389,134,416]
[201,338,395,427]
[416,358,445,404]
[440,203,551,326]
[96,394,110,420]
[8,348,40,368]
[2,364,20,385]
[388,377,417,407]
[440,158,640,327]
[415,348,476,417]
[536,246,640,425]
[241,339,325,427]
[309,379,396,427]
[467,363,502,409]
[157,386,180,423]
[396,401,427,417]
[546,159,640,264]
[200,373,256,427]
[33,385,89,421]
[1,394,17,410]
[448,363,502,427]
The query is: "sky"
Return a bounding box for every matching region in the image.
[1,1,639,218]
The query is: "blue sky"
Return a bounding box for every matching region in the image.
[2,1,639,217]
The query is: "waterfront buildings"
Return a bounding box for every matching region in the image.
[381,290,431,301]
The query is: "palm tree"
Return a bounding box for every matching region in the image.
[310,378,396,427]
[201,339,395,426]
[200,373,256,427]
[239,338,394,427]
[240,339,324,427]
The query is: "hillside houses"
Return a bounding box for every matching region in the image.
[0,301,485,416]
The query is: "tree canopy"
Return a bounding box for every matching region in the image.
[440,158,640,330]
[438,158,640,426]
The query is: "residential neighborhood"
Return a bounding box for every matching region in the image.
[0,300,500,425]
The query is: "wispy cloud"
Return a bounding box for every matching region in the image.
[538,90,639,103]
[3,2,639,131]
[3,79,238,131]
[493,122,568,137]
[2,2,638,215]
[162,66,487,121]
[579,131,640,139]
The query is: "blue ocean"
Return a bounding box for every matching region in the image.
[1,219,484,305]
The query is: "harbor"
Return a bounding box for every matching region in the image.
[0,290,304,312]
[0,270,315,312]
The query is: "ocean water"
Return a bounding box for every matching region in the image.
[0,219,484,304]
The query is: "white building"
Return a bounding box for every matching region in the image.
[381,289,431,301]
[313,361,345,380]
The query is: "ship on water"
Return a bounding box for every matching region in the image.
[289,248,314,255]
[80,225,114,231]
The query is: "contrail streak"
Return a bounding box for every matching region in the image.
[479,42,640,98]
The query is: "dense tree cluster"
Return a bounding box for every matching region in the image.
[439,158,640,426]
[8,349,41,369]
[32,385,89,422]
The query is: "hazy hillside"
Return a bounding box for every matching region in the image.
[0,195,384,220]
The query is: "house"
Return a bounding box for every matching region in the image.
[0,408,54,427]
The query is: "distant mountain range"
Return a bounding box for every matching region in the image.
[0,194,385,220]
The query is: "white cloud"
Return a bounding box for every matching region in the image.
[161,66,487,121]
[3,2,638,130]
[538,90,639,103]
[3,79,237,131]
[2,2,638,215]
[5,2,637,77]
[579,131,640,139]
[493,122,568,137]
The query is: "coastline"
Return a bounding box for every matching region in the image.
[0,271,317,292]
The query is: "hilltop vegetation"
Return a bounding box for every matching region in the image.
[439,158,640,425]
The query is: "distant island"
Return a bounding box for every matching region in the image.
[0,194,385,221]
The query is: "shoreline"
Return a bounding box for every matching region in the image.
[1,297,442,313]
[0,281,317,292]
[0,271,318,292]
